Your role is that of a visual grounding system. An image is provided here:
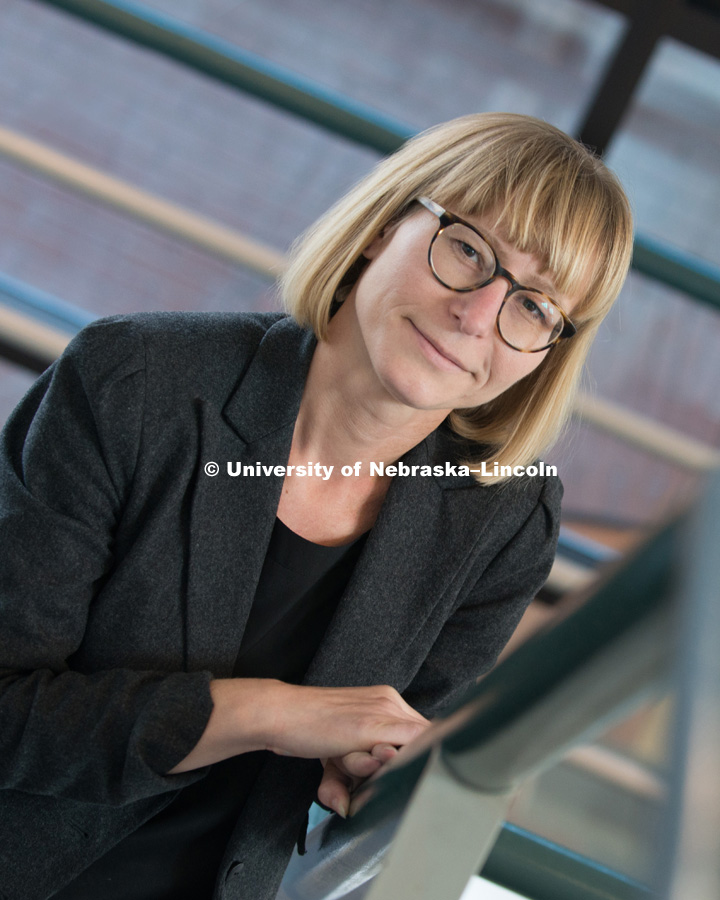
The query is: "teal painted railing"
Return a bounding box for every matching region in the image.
[36,0,414,155]
[35,0,720,313]
[483,824,652,900]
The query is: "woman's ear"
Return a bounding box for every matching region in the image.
[362,206,418,260]
[362,217,405,260]
[362,230,389,260]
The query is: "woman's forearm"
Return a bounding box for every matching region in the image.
[168,678,429,774]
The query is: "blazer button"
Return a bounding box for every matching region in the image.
[221,861,245,898]
[225,860,244,881]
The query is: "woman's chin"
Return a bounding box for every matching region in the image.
[379,371,456,413]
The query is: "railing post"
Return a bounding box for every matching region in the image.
[660,472,720,900]
[362,747,511,900]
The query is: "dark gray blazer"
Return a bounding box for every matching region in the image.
[0,312,561,900]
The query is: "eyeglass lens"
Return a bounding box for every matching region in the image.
[431,223,564,351]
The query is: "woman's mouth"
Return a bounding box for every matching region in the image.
[410,321,467,373]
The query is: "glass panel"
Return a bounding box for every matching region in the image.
[0,2,378,317]
[607,38,720,266]
[140,0,625,134]
[547,268,720,528]
[504,696,669,883]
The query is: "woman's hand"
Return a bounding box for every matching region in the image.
[263,681,429,760]
[168,679,428,776]
[318,744,399,818]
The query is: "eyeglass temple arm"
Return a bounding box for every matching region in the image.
[560,319,577,339]
[417,196,445,219]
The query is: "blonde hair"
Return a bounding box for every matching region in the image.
[282,113,633,481]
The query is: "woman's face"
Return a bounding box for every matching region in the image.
[342,205,577,414]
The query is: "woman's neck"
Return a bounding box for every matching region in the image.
[292,303,448,471]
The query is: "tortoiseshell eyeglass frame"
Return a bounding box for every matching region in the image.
[417,196,577,353]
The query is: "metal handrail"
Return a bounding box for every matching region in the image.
[632,234,720,314]
[34,0,720,313]
[0,271,93,333]
[277,516,679,899]
[35,0,414,155]
[483,824,652,900]
[0,272,94,371]
[0,126,286,278]
[0,305,73,371]
[575,393,720,471]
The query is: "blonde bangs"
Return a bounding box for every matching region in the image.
[430,132,633,331]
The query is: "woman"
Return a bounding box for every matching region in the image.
[0,113,632,899]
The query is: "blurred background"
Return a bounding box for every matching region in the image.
[1,0,719,896]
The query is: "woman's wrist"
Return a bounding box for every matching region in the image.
[168,677,290,773]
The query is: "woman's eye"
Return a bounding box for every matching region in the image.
[454,240,479,263]
[522,296,546,323]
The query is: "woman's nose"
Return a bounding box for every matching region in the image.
[448,277,510,337]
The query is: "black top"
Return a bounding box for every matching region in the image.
[52,519,367,900]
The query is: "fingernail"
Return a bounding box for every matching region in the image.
[336,802,348,819]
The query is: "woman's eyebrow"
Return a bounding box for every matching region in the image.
[528,272,559,296]
[488,230,558,296]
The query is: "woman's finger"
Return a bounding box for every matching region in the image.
[317,759,352,818]
[337,750,383,779]
[370,743,398,762]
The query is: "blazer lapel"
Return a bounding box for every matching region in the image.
[184,318,316,674]
[304,433,506,689]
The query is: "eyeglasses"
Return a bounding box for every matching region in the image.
[417,197,576,353]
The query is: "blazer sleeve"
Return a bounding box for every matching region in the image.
[0,318,214,806]
[403,477,562,720]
